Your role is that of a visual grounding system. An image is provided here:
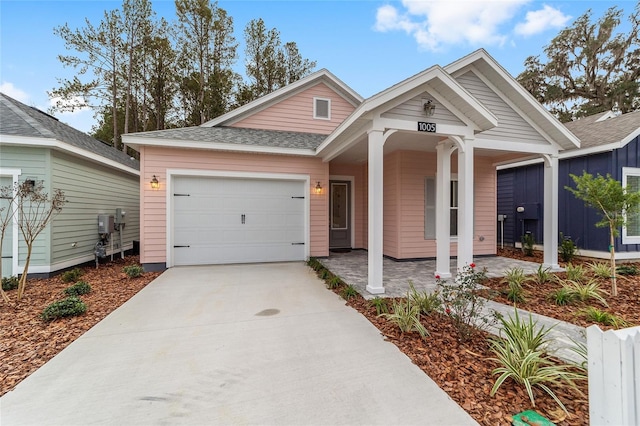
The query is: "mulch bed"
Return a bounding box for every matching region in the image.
[339,293,589,426]
[0,256,160,396]
[4,248,638,425]
[491,248,640,329]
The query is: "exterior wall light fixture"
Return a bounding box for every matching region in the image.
[423,99,436,117]
[315,181,323,194]
[150,175,160,190]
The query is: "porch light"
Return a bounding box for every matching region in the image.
[150,175,160,190]
[423,99,436,117]
[315,181,323,194]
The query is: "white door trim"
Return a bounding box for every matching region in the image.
[165,169,311,268]
[0,168,22,277]
[329,175,355,248]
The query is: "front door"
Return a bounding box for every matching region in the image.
[329,181,351,248]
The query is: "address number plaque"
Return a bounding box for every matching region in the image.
[417,122,436,132]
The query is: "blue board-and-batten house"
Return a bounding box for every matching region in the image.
[497,110,640,260]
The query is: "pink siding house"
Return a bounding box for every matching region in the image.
[124,49,580,294]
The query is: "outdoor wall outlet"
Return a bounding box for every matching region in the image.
[71,242,77,247]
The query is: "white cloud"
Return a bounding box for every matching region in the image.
[374,0,530,51]
[515,5,571,36]
[0,82,30,103]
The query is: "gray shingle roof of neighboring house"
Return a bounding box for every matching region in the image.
[128,126,327,150]
[563,110,640,150]
[0,93,139,171]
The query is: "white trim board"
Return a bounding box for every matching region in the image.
[329,175,356,248]
[0,168,21,277]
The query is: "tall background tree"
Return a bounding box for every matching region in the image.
[239,18,316,105]
[175,0,237,126]
[50,0,316,139]
[518,3,640,122]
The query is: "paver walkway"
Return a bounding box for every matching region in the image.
[319,250,585,362]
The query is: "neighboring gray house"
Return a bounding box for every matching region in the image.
[497,110,640,260]
[0,93,140,278]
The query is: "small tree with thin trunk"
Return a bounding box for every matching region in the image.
[0,183,18,303]
[15,181,66,300]
[566,171,640,296]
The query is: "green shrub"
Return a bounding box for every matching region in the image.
[41,296,87,322]
[60,268,83,283]
[581,307,628,328]
[502,267,526,303]
[521,233,535,256]
[587,262,612,280]
[319,268,331,280]
[327,276,342,289]
[123,264,144,278]
[64,281,91,296]
[565,263,586,282]
[380,298,428,339]
[489,309,584,413]
[559,233,578,262]
[407,281,440,315]
[617,264,638,276]
[437,264,491,341]
[341,284,358,300]
[369,297,389,315]
[564,279,608,307]
[548,287,575,306]
[529,265,552,285]
[1,276,19,291]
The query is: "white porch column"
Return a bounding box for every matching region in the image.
[367,129,385,294]
[435,141,453,278]
[543,154,560,269]
[457,138,474,270]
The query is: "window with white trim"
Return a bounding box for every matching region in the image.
[622,167,640,244]
[425,176,458,239]
[313,97,330,120]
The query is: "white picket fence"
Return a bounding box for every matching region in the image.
[588,325,640,425]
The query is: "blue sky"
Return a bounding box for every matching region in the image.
[1,0,636,133]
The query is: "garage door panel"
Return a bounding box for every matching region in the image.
[173,176,306,266]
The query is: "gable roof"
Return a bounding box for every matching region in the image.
[563,109,640,150]
[316,64,499,159]
[202,69,363,127]
[0,93,139,174]
[125,126,325,156]
[445,49,580,151]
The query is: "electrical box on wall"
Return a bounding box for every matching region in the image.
[98,214,114,234]
[115,208,126,225]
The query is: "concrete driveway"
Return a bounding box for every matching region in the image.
[1,263,477,425]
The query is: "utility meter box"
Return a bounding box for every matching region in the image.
[115,208,126,225]
[98,214,114,234]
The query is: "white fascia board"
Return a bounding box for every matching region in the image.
[0,135,139,176]
[474,138,557,155]
[202,69,363,127]
[124,135,317,157]
[495,141,623,170]
[445,49,580,150]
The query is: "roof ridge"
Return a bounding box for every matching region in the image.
[0,93,57,139]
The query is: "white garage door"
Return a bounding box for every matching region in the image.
[172,176,306,266]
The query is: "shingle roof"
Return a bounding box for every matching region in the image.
[563,110,640,150]
[0,93,139,171]
[127,126,327,150]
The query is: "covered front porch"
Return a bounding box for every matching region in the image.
[320,250,544,299]
[317,51,580,295]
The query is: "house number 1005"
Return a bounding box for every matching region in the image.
[417,122,436,132]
